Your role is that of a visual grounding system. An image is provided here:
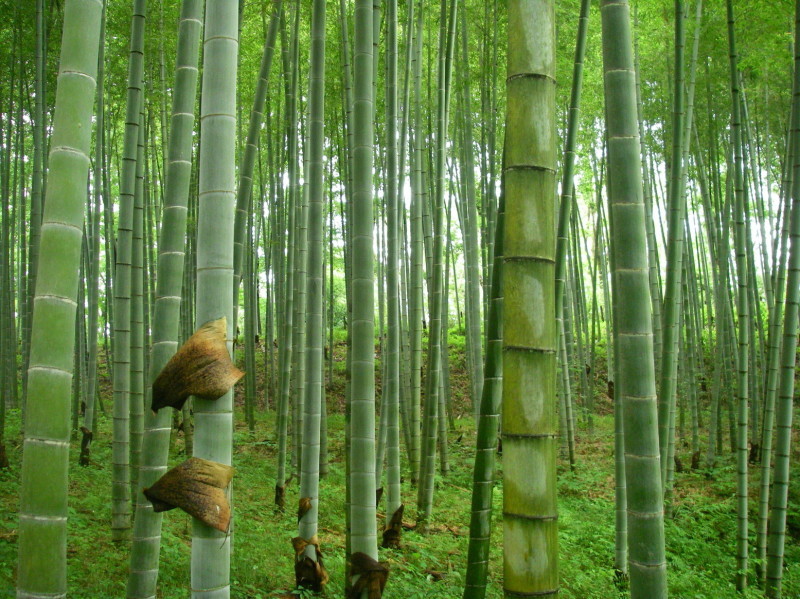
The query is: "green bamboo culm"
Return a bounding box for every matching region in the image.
[383,0,402,531]
[553,0,591,474]
[417,0,456,531]
[600,0,667,596]
[349,0,380,586]
[289,2,306,485]
[112,0,147,544]
[126,1,203,596]
[23,0,46,404]
[757,105,793,584]
[726,0,751,590]
[15,0,102,596]
[503,1,558,597]
[453,6,483,420]
[80,0,107,466]
[233,0,282,303]
[610,204,628,580]
[339,0,356,582]
[631,1,663,390]
[463,162,505,599]
[191,1,238,596]
[764,2,800,596]
[657,0,688,490]
[129,107,146,509]
[408,0,424,486]
[275,0,300,508]
[676,0,703,473]
[298,0,327,577]
[290,113,309,484]
[554,0,591,364]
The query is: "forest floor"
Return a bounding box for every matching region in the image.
[0,330,799,598]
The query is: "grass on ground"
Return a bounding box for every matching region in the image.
[0,334,798,598]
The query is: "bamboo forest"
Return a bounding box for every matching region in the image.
[1,0,800,597]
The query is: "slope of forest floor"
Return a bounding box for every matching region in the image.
[0,331,798,598]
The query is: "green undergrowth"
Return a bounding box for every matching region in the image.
[0,332,798,597]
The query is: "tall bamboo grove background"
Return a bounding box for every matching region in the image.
[0,1,799,598]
